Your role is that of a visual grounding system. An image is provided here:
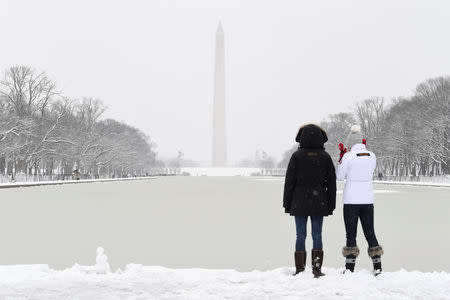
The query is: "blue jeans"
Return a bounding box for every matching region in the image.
[294,216,324,251]
[343,204,379,248]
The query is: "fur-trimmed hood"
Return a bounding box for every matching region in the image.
[295,124,328,149]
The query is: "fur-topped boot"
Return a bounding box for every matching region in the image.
[342,246,360,273]
[312,249,325,278]
[368,246,383,276]
[293,251,306,276]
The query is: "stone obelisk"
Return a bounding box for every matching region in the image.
[212,22,227,167]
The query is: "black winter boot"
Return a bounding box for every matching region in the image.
[342,246,360,273]
[345,255,356,272]
[371,255,382,276]
[293,251,306,276]
[368,246,383,276]
[311,249,325,278]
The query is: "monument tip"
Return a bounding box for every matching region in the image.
[216,21,224,33]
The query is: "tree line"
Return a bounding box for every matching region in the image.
[0,66,160,180]
[280,76,450,177]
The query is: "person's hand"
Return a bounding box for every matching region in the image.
[338,143,347,163]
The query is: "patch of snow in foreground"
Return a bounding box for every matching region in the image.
[0,265,449,300]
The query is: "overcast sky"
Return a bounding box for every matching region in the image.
[1,0,449,163]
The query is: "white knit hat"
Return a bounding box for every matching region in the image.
[345,124,364,148]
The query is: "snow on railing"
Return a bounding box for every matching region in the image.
[0,168,182,184]
[252,168,287,176]
[379,175,450,184]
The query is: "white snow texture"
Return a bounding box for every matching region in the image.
[1,253,449,299]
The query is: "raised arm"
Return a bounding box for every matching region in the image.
[336,153,349,181]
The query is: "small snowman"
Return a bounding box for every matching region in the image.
[94,247,111,274]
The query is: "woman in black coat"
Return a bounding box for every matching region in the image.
[283,124,336,277]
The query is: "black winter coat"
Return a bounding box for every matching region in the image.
[283,124,336,216]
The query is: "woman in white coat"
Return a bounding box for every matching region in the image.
[336,125,383,276]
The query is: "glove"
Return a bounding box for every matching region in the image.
[362,138,367,146]
[338,143,347,163]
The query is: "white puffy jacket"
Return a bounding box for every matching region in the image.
[336,143,376,204]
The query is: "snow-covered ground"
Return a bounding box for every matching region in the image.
[1,263,449,299]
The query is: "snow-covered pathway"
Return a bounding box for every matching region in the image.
[1,264,449,299]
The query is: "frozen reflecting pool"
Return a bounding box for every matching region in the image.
[0,177,449,272]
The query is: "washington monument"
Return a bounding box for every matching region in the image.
[212,22,227,167]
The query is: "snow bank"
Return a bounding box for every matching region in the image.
[0,176,154,189]
[253,177,450,188]
[373,180,450,187]
[181,167,261,176]
[1,264,449,299]
[337,190,398,194]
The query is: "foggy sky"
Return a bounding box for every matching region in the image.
[1,0,449,163]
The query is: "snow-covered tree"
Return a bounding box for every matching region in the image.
[279,76,450,177]
[0,66,160,180]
